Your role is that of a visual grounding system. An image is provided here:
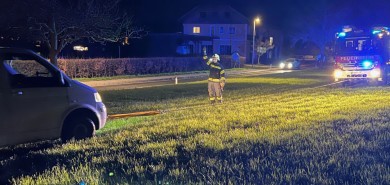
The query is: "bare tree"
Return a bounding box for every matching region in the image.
[255,37,274,64]
[5,0,144,66]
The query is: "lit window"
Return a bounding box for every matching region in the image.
[193,27,200,34]
[73,46,88,51]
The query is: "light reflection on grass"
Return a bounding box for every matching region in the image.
[6,70,390,184]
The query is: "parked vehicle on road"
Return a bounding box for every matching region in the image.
[0,48,107,147]
[279,58,301,69]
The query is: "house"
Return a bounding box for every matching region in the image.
[180,4,250,61]
[55,4,280,63]
[142,33,214,57]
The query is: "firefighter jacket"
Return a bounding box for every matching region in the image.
[204,57,226,82]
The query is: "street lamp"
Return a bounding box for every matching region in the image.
[252,17,261,67]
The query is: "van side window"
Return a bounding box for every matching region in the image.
[2,55,59,88]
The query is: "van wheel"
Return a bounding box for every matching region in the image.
[61,118,96,142]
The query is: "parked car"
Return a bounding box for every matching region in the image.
[279,58,301,69]
[0,47,107,147]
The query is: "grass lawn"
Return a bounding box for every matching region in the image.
[1,69,389,184]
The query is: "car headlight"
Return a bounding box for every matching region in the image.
[334,69,343,78]
[94,93,102,102]
[279,63,286,68]
[287,63,293,69]
[370,69,381,78]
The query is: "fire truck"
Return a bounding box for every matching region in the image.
[333,26,390,85]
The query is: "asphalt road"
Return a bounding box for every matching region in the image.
[82,68,295,91]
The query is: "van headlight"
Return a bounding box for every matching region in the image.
[287,63,293,69]
[94,93,102,102]
[279,63,286,68]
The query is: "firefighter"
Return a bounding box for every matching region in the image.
[203,53,226,104]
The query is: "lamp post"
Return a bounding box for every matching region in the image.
[252,17,261,67]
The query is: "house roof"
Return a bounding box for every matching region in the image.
[180,4,249,25]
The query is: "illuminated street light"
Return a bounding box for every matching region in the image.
[252,17,261,67]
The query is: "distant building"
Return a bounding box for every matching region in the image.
[179,4,250,61]
[141,33,214,57]
[56,4,280,63]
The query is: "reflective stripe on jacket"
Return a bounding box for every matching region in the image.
[204,57,225,82]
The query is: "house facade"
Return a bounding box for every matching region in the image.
[180,4,249,60]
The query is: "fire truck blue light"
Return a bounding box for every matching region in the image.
[372,30,381,35]
[363,60,373,68]
[338,32,346,37]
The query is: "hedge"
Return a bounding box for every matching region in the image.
[58,56,245,78]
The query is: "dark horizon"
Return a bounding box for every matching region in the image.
[123,0,390,34]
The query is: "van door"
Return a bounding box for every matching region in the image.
[1,52,69,146]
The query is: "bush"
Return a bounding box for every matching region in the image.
[58,57,230,78]
[58,56,243,78]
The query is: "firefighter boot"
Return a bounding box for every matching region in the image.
[209,97,216,105]
[217,97,223,104]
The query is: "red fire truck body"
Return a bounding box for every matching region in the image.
[333,27,389,84]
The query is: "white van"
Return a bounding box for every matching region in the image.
[0,48,107,147]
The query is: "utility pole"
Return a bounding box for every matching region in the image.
[252,17,261,68]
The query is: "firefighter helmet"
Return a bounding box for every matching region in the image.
[212,54,220,61]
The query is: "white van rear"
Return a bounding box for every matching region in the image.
[0,48,107,147]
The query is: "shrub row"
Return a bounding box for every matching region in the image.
[58,56,245,78]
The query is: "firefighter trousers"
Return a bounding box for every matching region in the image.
[208,81,222,102]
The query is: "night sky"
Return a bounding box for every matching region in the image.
[123,0,390,34]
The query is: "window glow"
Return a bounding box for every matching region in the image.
[73,46,88,51]
[193,27,200,34]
